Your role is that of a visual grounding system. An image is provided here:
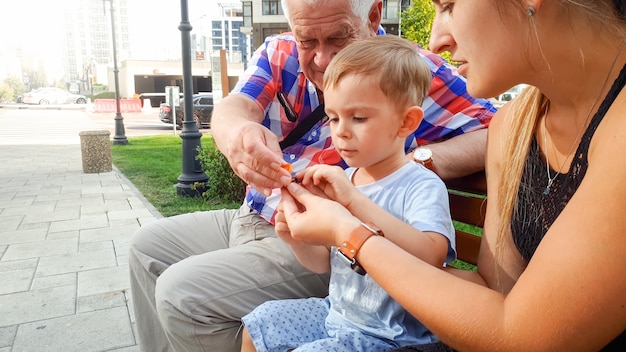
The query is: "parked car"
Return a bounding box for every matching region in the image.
[22,87,87,105]
[497,84,529,102]
[159,93,213,129]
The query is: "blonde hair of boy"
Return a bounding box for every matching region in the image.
[323,35,432,110]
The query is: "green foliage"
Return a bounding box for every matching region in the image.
[4,76,26,98]
[400,0,454,64]
[196,141,247,205]
[111,135,240,217]
[94,91,116,99]
[0,83,14,103]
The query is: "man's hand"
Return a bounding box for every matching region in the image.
[211,95,292,196]
[226,121,292,196]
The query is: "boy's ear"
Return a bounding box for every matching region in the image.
[398,106,424,138]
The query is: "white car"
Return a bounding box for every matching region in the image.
[22,87,87,105]
[497,84,529,102]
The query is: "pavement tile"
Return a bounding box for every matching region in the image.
[0,325,17,349]
[22,207,80,225]
[0,258,37,272]
[0,215,22,233]
[31,272,76,290]
[36,248,117,276]
[0,197,36,210]
[47,229,79,240]
[0,228,47,246]
[0,285,76,327]
[11,306,134,352]
[57,194,104,207]
[0,203,56,217]
[77,291,127,313]
[48,213,110,233]
[0,267,34,295]
[78,265,130,297]
[2,237,79,261]
[81,200,132,215]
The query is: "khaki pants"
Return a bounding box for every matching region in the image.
[129,203,330,352]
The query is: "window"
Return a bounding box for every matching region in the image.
[262,0,283,15]
[243,1,252,27]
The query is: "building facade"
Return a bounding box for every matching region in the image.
[240,0,412,50]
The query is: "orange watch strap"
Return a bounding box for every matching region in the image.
[339,222,383,261]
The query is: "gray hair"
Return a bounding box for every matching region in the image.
[280,0,377,26]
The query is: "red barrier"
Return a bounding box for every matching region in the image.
[93,99,142,113]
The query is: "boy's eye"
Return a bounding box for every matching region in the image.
[328,116,339,123]
[353,117,367,122]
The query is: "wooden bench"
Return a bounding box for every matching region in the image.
[444,171,488,269]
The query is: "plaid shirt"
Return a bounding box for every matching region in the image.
[232,33,496,223]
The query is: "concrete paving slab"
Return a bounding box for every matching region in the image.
[3,237,79,261]
[0,228,47,245]
[0,325,17,349]
[78,265,130,297]
[11,307,135,352]
[0,286,76,327]
[0,268,34,295]
[36,248,117,276]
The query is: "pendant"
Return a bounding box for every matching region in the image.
[543,179,554,195]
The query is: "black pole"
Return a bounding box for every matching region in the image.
[106,0,127,145]
[176,0,208,196]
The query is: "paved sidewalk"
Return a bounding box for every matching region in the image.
[0,108,162,351]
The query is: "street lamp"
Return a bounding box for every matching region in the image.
[103,0,128,145]
[175,0,209,196]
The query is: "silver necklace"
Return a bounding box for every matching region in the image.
[542,38,626,195]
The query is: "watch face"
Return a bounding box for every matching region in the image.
[414,148,432,161]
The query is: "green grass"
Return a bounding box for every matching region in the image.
[111,135,240,217]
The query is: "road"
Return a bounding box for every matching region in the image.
[0,105,210,145]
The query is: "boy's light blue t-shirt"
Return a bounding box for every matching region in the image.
[326,162,455,345]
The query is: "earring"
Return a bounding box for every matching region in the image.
[526,7,536,16]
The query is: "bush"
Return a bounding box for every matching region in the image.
[196,142,247,204]
[93,91,116,99]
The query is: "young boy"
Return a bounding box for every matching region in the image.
[240,35,456,351]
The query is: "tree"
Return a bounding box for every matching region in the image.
[0,83,14,103]
[400,0,454,64]
[4,76,26,98]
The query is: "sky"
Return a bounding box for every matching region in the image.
[0,0,220,80]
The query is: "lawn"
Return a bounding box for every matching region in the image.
[111,135,240,217]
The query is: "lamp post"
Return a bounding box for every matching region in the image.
[175,0,208,196]
[104,0,127,145]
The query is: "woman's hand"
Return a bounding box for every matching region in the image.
[295,165,360,208]
[281,182,361,247]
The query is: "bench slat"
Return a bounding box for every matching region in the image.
[444,171,487,269]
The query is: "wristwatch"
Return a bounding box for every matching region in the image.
[413,147,435,172]
[337,222,384,275]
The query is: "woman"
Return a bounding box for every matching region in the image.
[276,0,626,350]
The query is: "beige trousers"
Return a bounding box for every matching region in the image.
[128,203,330,352]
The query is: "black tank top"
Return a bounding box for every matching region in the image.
[510,63,626,351]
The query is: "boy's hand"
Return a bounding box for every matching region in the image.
[295,165,359,208]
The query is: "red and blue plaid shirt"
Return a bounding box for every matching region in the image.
[232,32,496,223]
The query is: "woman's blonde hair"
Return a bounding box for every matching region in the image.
[494,0,626,271]
[322,35,432,109]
